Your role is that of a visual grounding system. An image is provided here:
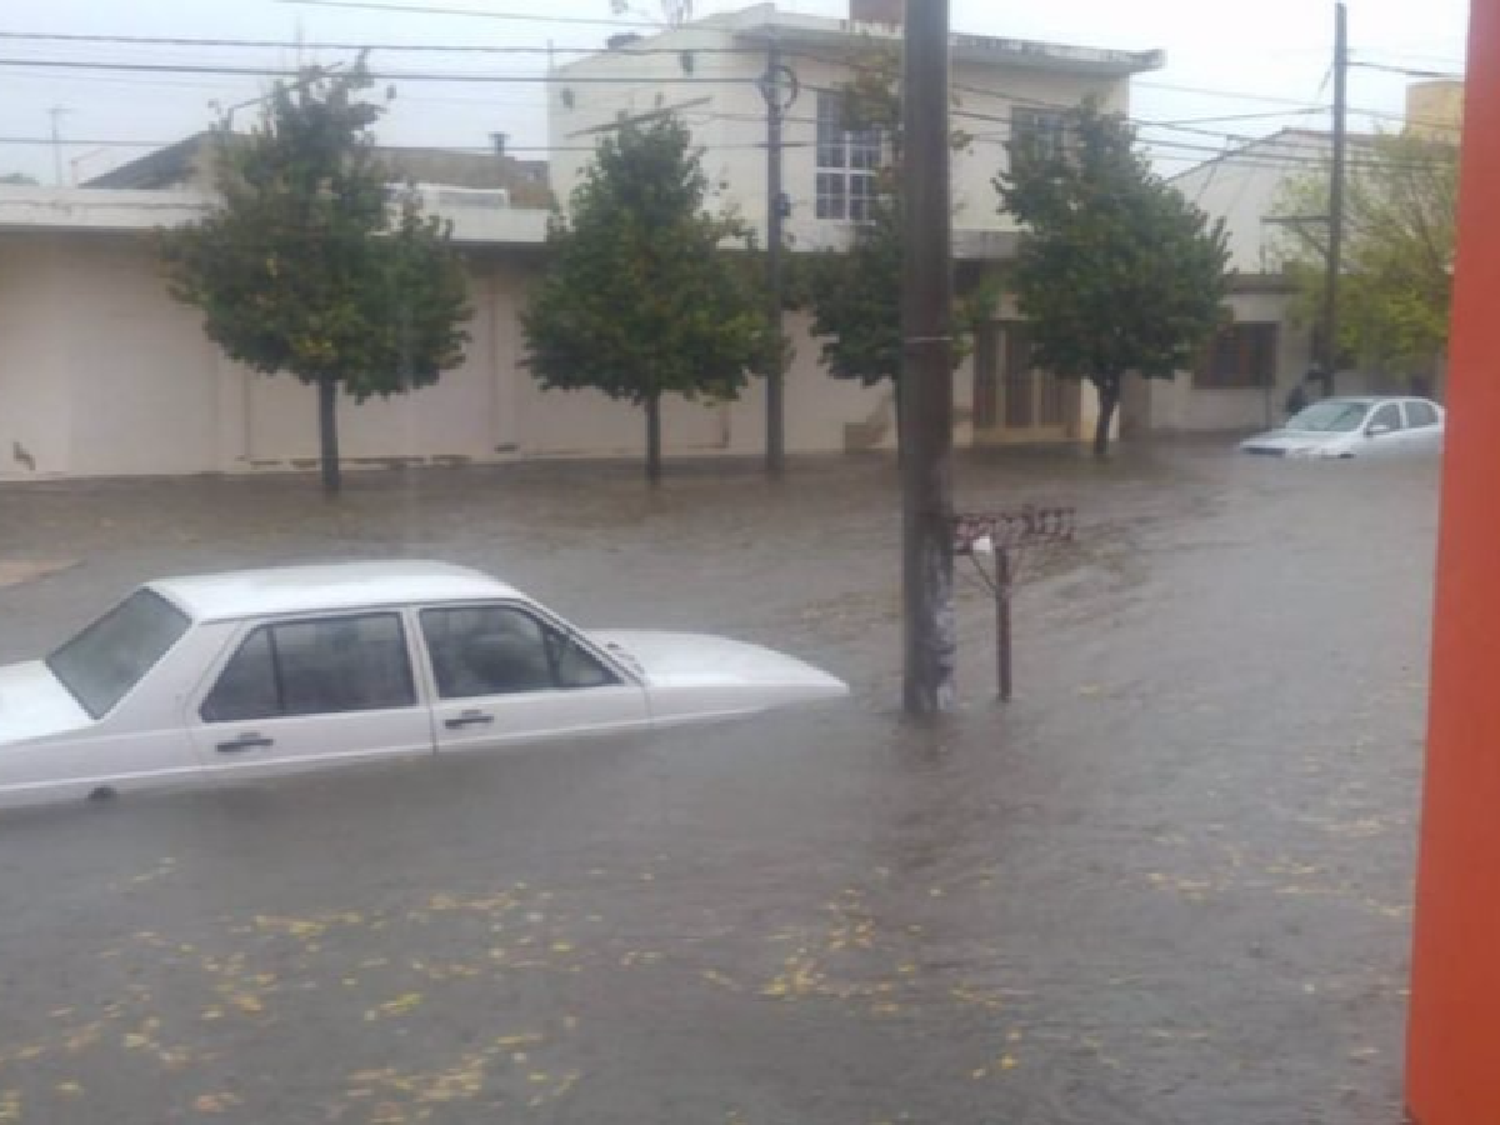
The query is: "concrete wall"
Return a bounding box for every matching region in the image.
[0,231,934,482]
[1138,290,1316,434]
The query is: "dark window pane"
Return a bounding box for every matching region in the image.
[275,614,415,715]
[1370,403,1404,432]
[1407,401,1438,427]
[1196,323,1278,389]
[423,607,556,698]
[47,589,191,719]
[202,628,279,723]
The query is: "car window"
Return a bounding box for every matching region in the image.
[202,613,415,723]
[548,628,620,689]
[422,606,617,698]
[1406,401,1440,428]
[47,589,191,720]
[202,628,279,723]
[1369,403,1404,433]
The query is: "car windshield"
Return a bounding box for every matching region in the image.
[1286,401,1372,433]
[45,589,190,720]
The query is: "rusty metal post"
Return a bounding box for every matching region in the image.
[997,547,1013,702]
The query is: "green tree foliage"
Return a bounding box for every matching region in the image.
[523,115,764,483]
[161,65,471,496]
[793,54,993,419]
[997,101,1230,455]
[1274,130,1458,379]
[0,173,39,185]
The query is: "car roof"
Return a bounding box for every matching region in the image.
[148,561,524,623]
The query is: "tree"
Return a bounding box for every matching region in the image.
[793,53,991,430]
[0,173,38,185]
[997,101,1230,456]
[161,65,471,496]
[1274,130,1458,381]
[523,115,765,484]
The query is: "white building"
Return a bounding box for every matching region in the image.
[0,3,1171,482]
[551,0,1164,448]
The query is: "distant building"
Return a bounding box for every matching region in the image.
[86,132,553,208]
[1139,81,1457,435]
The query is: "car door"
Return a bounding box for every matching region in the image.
[419,603,650,754]
[1402,399,1445,455]
[1361,402,1407,457]
[186,611,434,782]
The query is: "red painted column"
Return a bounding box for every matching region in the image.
[1407,1,1500,1120]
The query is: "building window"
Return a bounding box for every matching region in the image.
[1011,107,1069,168]
[816,91,881,221]
[1196,323,1279,390]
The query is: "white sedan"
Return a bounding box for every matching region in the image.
[0,561,848,808]
[1239,396,1445,459]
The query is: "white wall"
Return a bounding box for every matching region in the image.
[549,14,1134,250]
[1143,290,1316,433]
[0,238,72,478]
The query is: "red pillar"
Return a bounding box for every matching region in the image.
[1407,1,1500,1120]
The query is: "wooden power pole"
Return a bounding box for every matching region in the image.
[900,0,956,714]
[761,36,790,475]
[1321,0,1349,394]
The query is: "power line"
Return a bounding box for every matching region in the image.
[0,29,764,57]
[1350,59,1463,80]
[0,134,812,154]
[272,0,664,28]
[0,56,749,85]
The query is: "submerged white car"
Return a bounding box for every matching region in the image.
[0,561,848,808]
[1239,397,1445,459]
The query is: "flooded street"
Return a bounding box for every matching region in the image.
[0,444,1436,1124]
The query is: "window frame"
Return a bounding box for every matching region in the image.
[1195,322,1280,391]
[814,90,882,223]
[416,600,629,702]
[1011,106,1069,169]
[198,610,419,724]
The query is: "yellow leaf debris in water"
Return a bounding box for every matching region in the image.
[55,1082,83,1098]
[367,992,425,1020]
[192,1092,242,1114]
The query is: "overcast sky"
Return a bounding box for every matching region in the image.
[0,0,1471,185]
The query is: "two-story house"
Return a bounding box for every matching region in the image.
[548,0,1164,448]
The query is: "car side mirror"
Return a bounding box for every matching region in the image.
[1367,423,1392,437]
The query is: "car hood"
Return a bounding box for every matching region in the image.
[591,631,849,698]
[0,660,92,747]
[1240,429,1354,453]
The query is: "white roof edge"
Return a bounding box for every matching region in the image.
[551,4,1161,78]
[0,185,552,245]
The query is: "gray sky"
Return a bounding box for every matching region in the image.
[0,0,1471,185]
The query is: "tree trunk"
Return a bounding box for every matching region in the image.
[645,392,662,486]
[318,374,342,497]
[1093,377,1120,458]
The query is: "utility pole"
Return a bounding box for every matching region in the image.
[48,106,71,187]
[1321,1,1349,396]
[760,38,795,475]
[900,0,956,714]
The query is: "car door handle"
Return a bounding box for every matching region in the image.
[216,733,274,753]
[445,710,495,730]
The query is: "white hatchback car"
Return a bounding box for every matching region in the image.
[1239,397,1445,459]
[0,561,848,808]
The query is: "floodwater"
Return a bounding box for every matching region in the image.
[0,443,1436,1123]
